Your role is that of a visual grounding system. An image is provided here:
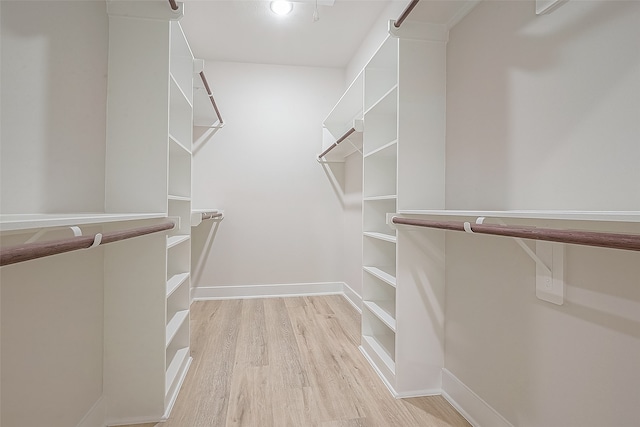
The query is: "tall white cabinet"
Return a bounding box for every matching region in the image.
[103,2,193,422]
[359,26,448,397]
[320,24,448,398]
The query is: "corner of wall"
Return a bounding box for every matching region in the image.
[76,397,106,427]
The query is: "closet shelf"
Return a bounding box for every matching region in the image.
[170,74,193,109]
[167,272,189,297]
[318,125,363,162]
[166,310,189,348]
[167,235,190,249]
[364,301,396,331]
[396,210,640,223]
[168,195,191,202]
[165,347,190,394]
[364,84,398,116]
[0,213,167,232]
[363,266,396,287]
[364,195,397,202]
[364,231,397,243]
[323,72,364,129]
[169,134,191,155]
[364,140,397,159]
[362,334,395,374]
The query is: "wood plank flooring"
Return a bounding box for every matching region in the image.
[159,295,470,427]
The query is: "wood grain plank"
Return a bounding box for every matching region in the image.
[160,296,470,427]
[263,297,310,389]
[162,299,242,427]
[402,396,472,427]
[288,299,365,423]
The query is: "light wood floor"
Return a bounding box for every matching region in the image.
[157,295,470,427]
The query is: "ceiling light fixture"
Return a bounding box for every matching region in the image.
[270,1,293,16]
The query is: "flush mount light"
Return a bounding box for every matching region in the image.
[270,1,293,16]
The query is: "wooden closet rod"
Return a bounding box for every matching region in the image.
[0,221,175,267]
[394,0,420,28]
[391,217,640,252]
[318,127,356,159]
[199,71,224,126]
[168,0,179,11]
[201,212,223,221]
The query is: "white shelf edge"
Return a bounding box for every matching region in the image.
[167,235,190,249]
[363,195,397,202]
[363,301,396,332]
[395,210,640,223]
[363,231,397,243]
[0,213,167,232]
[167,272,189,297]
[363,266,397,287]
[322,71,364,125]
[362,334,395,374]
[170,73,193,109]
[165,347,190,394]
[363,84,398,116]
[166,310,189,348]
[364,139,398,159]
[363,193,398,201]
[169,134,191,155]
[191,208,221,213]
[168,195,191,202]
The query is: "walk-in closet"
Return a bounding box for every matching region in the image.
[1,1,638,426]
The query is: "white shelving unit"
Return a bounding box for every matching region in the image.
[319,72,364,162]
[103,3,194,423]
[361,35,399,392]
[359,27,448,397]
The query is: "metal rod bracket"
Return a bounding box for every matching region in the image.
[535,241,565,305]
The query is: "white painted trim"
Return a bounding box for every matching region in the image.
[191,282,344,300]
[107,415,164,426]
[164,356,193,420]
[358,345,441,400]
[358,345,399,397]
[441,369,514,427]
[395,388,442,399]
[342,282,363,313]
[76,396,105,427]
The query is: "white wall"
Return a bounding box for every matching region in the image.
[445,1,640,426]
[345,0,408,86]
[446,0,640,211]
[191,61,347,291]
[0,2,108,426]
[0,1,108,214]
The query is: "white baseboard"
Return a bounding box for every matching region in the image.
[441,369,513,427]
[359,345,398,397]
[191,282,345,300]
[106,415,163,426]
[163,356,193,420]
[342,282,362,313]
[76,396,105,427]
[395,388,442,399]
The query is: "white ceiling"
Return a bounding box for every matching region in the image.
[179,0,393,68]
[179,0,479,68]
